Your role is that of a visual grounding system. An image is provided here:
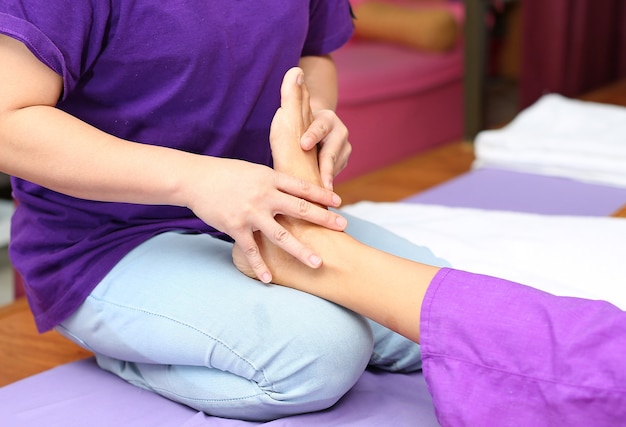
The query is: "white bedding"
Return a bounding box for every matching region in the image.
[342,202,626,310]
[473,93,626,189]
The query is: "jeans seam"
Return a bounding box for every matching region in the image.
[126,379,267,403]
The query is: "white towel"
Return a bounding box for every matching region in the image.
[342,202,626,310]
[473,94,626,188]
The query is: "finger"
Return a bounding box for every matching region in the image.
[300,110,348,153]
[298,78,321,151]
[319,138,351,188]
[300,117,328,151]
[274,188,347,231]
[291,197,347,230]
[276,171,342,208]
[259,219,322,269]
[236,236,272,284]
[280,67,306,134]
[317,150,337,191]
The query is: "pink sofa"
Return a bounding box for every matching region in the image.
[333,3,464,182]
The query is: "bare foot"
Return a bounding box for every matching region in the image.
[232,68,435,343]
[268,68,321,185]
[232,67,331,282]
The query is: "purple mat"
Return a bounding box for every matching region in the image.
[0,359,438,427]
[405,168,626,216]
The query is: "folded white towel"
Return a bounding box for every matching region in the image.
[473,94,626,188]
[342,202,626,310]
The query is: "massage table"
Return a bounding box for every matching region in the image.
[2,91,626,425]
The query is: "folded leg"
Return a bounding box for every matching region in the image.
[57,231,373,421]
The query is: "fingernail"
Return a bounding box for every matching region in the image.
[309,254,322,268]
[261,272,272,283]
[301,135,314,148]
[331,194,342,206]
[297,73,304,85]
[335,215,347,228]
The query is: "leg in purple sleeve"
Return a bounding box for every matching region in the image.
[421,269,626,426]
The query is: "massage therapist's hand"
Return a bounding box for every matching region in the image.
[184,157,346,284]
[300,109,351,191]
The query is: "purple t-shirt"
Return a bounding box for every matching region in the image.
[0,0,354,332]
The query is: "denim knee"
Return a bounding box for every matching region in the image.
[93,309,374,421]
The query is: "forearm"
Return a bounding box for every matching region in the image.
[1,104,208,208]
[325,239,437,343]
[0,33,208,208]
[298,55,338,112]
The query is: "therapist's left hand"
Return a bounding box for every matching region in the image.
[300,109,351,192]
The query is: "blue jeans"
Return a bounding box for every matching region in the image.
[56,212,448,421]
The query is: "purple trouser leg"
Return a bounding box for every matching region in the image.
[421,268,626,426]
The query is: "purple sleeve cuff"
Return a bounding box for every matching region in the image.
[420,268,626,425]
[0,13,65,75]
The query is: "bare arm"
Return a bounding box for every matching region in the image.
[0,35,349,282]
[0,34,203,206]
[298,54,338,112]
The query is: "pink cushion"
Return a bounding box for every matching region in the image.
[335,41,463,104]
[332,4,465,181]
[337,1,464,104]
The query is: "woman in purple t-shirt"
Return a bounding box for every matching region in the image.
[0,0,447,421]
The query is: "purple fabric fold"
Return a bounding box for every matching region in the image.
[421,268,626,425]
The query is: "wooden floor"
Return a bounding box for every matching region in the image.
[335,140,475,205]
[2,78,626,388]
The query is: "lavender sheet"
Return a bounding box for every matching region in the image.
[0,359,438,427]
[405,168,626,216]
[3,168,625,426]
